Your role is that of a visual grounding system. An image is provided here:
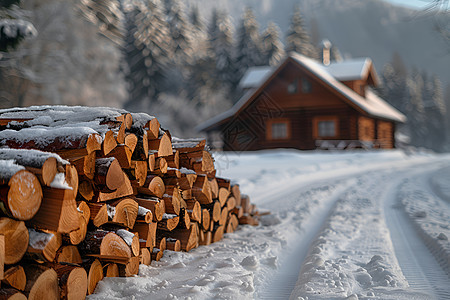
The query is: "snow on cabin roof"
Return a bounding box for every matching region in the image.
[323,58,374,81]
[290,53,406,123]
[239,66,273,89]
[197,53,405,132]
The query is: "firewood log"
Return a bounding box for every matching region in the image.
[192,175,212,205]
[0,167,42,221]
[78,180,94,201]
[128,160,147,187]
[218,188,230,207]
[133,197,165,222]
[136,175,165,198]
[0,288,27,299]
[165,150,179,169]
[201,209,210,231]
[56,246,82,264]
[105,263,119,277]
[104,145,132,169]
[202,201,221,223]
[68,152,96,180]
[165,238,181,252]
[145,118,160,140]
[192,151,215,174]
[0,149,68,187]
[232,206,244,219]
[2,265,26,291]
[199,230,212,246]
[124,133,138,153]
[148,132,172,157]
[118,256,139,277]
[216,177,231,191]
[171,138,205,154]
[151,248,163,262]
[158,223,199,252]
[156,236,166,251]
[148,152,156,172]
[102,130,117,156]
[53,263,87,300]
[140,248,151,266]
[67,212,87,246]
[54,133,102,159]
[157,214,180,231]
[0,234,3,280]
[154,157,168,175]
[232,185,242,207]
[86,259,103,295]
[30,187,79,234]
[186,200,201,223]
[218,207,229,227]
[26,229,62,263]
[94,158,124,191]
[162,193,181,215]
[238,214,259,226]
[240,194,251,214]
[80,230,132,259]
[64,164,79,199]
[0,218,28,264]
[23,264,59,300]
[136,206,153,223]
[133,222,156,248]
[226,214,239,234]
[177,209,191,230]
[131,129,148,160]
[209,178,219,199]
[109,198,139,229]
[212,225,224,243]
[226,196,236,211]
[97,171,133,202]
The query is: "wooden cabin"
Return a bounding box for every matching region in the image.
[197,52,406,151]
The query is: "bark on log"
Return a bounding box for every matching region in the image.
[165,238,181,252]
[157,214,179,231]
[158,223,199,252]
[69,152,95,180]
[80,230,131,259]
[0,218,28,265]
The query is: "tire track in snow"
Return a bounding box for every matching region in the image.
[383,169,450,300]
[257,179,357,300]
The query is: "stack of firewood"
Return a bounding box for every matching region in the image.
[0,106,262,299]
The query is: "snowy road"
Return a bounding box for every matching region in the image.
[90,150,450,300]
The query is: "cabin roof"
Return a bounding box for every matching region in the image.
[323,58,375,81]
[197,53,406,132]
[239,66,273,89]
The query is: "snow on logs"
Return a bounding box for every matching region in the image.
[0,105,263,298]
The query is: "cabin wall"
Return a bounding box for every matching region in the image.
[377,120,394,149]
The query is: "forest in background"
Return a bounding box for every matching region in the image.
[0,0,449,151]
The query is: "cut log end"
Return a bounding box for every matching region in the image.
[87,259,103,295]
[7,170,42,221]
[0,218,29,265]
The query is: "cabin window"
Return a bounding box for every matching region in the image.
[301,78,312,93]
[287,80,298,94]
[318,121,335,137]
[267,119,290,140]
[313,116,339,138]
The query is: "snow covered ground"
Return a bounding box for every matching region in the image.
[89,149,450,300]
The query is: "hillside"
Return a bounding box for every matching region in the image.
[187,0,450,87]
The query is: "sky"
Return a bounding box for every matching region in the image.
[385,0,432,9]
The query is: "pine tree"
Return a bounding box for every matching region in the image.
[261,22,285,66]
[406,68,427,147]
[164,0,193,64]
[209,9,235,88]
[423,75,446,151]
[285,5,317,58]
[235,7,263,79]
[123,0,170,111]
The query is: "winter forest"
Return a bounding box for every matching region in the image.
[1,0,449,151]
